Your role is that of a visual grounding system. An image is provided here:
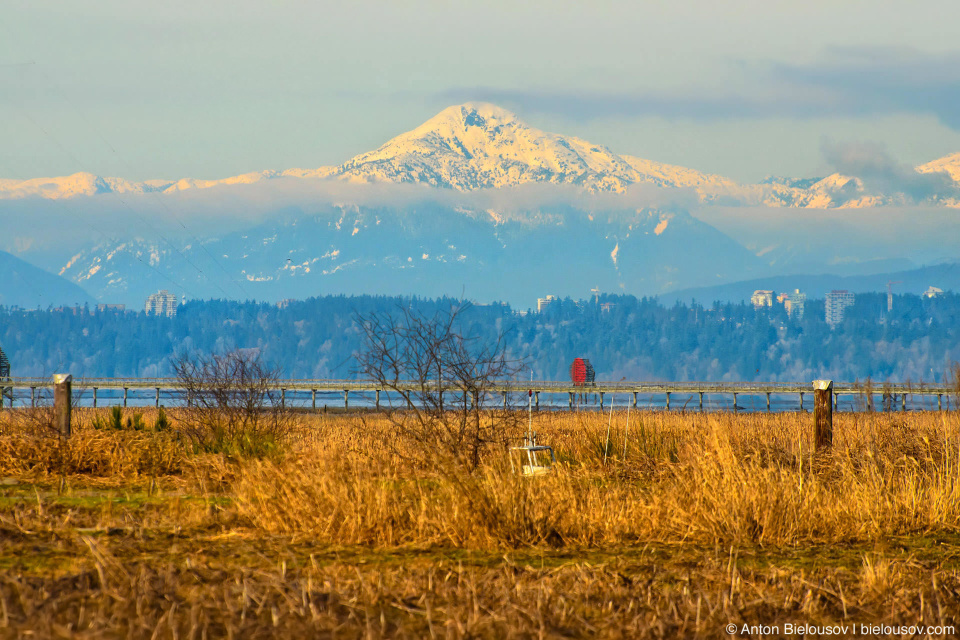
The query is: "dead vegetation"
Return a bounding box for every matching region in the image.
[0,407,958,637]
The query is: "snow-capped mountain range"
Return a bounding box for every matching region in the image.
[2,103,958,208]
[3,103,960,307]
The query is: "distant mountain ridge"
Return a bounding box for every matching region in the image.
[54,202,766,306]
[2,103,958,208]
[0,250,94,308]
[659,262,960,306]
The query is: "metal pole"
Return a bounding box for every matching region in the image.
[93,387,97,408]
[344,389,349,409]
[665,391,670,411]
[312,389,316,410]
[766,392,771,412]
[376,389,380,410]
[535,391,539,412]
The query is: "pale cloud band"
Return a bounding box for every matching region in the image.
[439,48,960,130]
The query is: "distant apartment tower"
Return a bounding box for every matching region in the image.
[537,295,557,313]
[145,290,178,317]
[825,290,855,327]
[784,289,806,320]
[751,290,773,308]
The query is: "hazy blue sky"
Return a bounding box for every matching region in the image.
[3,0,960,182]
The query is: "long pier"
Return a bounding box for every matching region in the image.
[0,377,954,412]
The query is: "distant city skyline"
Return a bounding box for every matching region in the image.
[3,1,960,183]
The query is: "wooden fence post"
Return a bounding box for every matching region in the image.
[54,374,72,439]
[814,379,833,451]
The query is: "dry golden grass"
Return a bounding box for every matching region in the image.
[0,407,958,637]
[237,410,960,547]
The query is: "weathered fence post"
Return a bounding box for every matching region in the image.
[53,374,72,439]
[814,379,833,451]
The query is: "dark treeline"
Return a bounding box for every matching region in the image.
[1,292,959,383]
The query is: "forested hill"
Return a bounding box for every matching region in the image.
[1,292,959,383]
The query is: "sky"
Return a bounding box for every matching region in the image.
[3,0,960,183]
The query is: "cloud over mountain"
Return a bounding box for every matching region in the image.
[2,102,960,308]
[440,48,960,130]
[3,102,958,212]
[822,140,960,203]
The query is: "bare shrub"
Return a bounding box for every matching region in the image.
[172,349,292,458]
[354,303,525,471]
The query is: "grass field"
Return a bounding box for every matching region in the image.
[0,406,958,638]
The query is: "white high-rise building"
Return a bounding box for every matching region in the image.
[145,290,179,317]
[825,290,855,327]
[537,295,557,313]
[784,289,806,320]
[751,290,773,308]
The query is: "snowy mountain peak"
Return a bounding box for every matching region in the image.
[917,152,960,182]
[411,102,522,136]
[331,103,732,192]
[1,104,958,206]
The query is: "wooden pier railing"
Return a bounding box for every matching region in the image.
[0,377,954,412]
